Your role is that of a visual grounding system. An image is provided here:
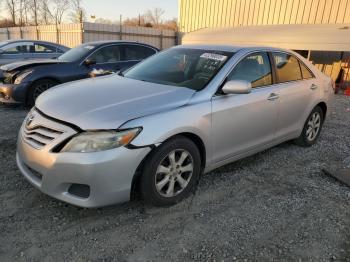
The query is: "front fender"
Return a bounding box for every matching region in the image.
[120,101,212,165]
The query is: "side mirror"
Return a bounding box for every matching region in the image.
[84,59,96,66]
[222,80,252,95]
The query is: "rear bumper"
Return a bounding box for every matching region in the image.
[0,82,31,104]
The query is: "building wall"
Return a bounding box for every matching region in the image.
[179,0,350,32]
[179,0,350,84]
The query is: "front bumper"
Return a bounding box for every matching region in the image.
[16,110,151,208]
[0,82,31,104]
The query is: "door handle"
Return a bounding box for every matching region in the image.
[267,93,279,101]
[310,84,318,90]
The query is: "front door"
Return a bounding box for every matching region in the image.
[85,44,123,76]
[211,52,279,163]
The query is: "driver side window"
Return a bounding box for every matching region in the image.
[89,45,121,64]
[228,52,272,88]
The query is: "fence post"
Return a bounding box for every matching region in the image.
[119,25,123,40]
[19,27,23,39]
[6,28,10,40]
[119,15,123,40]
[36,26,39,40]
[160,30,163,50]
[81,22,84,44]
[56,24,60,44]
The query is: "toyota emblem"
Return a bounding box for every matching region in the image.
[26,114,35,127]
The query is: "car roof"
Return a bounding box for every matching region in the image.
[174,44,293,53]
[81,40,159,50]
[0,39,69,49]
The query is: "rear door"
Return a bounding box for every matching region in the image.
[271,52,318,139]
[211,52,279,163]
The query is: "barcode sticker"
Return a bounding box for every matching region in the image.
[200,53,228,62]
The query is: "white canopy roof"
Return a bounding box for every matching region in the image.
[182,24,350,52]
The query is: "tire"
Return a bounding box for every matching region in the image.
[27,79,58,106]
[140,136,202,206]
[294,106,324,147]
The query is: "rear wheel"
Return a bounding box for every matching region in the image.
[140,136,201,206]
[27,79,58,106]
[294,106,324,147]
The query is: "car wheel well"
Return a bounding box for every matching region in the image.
[26,78,61,104]
[130,133,206,200]
[316,102,327,120]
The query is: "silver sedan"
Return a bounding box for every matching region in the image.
[16,45,334,207]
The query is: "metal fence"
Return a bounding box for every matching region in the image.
[0,22,177,49]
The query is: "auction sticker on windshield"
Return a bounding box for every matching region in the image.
[200,53,228,62]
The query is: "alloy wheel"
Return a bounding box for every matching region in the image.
[155,149,194,198]
[33,82,54,100]
[306,112,321,142]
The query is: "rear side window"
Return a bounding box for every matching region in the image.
[123,45,156,61]
[228,52,272,88]
[35,44,57,53]
[300,62,314,79]
[273,52,302,83]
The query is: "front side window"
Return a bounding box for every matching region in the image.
[3,43,32,54]
[89,45,121,63]
[123,45,156,61]
[124,48,233,91]
[273,52,302,83]
[228,52,272,88]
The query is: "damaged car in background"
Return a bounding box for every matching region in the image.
[0,41,158,106]
[16,45,334,207]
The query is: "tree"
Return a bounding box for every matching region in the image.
[68,0,85,23]
[39,0,52,24]
[50,0,70,24]
[5,0,17,26]
[145,8,165,26]
[28,0,39,25]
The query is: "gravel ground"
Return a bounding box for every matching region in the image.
[0,95,350,262]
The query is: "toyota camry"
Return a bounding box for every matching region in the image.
[16,45,334,207]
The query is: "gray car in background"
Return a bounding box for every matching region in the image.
[0,40,69,66]
[16,45,334,207]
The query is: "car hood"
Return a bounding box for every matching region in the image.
[36,75,196,130]
[0,58,65,71]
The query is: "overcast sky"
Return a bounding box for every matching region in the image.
[84,0,178,21]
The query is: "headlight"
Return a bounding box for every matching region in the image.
[61,128,142,153]
[14,70,33,84]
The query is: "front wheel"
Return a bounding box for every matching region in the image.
[294,106,324,147]
[140,136,202,206]
[27,79,58,106]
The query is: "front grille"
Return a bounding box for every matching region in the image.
[20,109,77,150]
[22,125,64,149]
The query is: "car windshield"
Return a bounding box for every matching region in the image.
[0,41,8,49]
[58,44,96,62]
[124,48,233,91]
